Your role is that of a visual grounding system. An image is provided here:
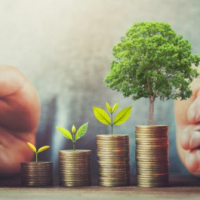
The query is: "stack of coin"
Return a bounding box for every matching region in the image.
[97,135,130,187]
[135,125,169,187]
[21,162,53,186]
[59,150,91,187]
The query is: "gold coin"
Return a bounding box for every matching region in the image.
[97,146,129,149]
[97,154,129,157]
[137,179,169,183]
[97,134,129,138]
[99,178,130,182]
[97,143,129,146]
[135,131,167,135]
[135,141,168,145]
[135,126,169,188]
[59,162,90,165]
[60,181,90,187]
[59,151,91,187]
[136,162,168,166]
[137,180,169,185]
[136,154,168,157]
[99,171,130,174]
[99,181,130,185]
[97,139,129,142]
[135,137,168,141]
[136,125,168,129]
[136,167,169,170]
[136,149,168,153]
[136,157,168,161]
[21,162,53,187]
[97,142,129,145]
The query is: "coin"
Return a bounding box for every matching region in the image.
[135,126,169,188]
[21,162,53,187]
[59,150,91,187]
[97,135,130,187]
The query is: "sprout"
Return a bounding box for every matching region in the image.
[56,122,89,151]
[27,142,50,162]
[93,102,132,134]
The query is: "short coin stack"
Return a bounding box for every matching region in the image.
[59,150,91,187]
[135,125,169,187]
[97,135,130,187]
[21,162,53,186]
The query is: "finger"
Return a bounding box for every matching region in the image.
[0,65,24,97]
[0,65,40,132]
[174,77,200,125]
[180,125,200,150]
[187,90,200,124]
[185,150,200,173]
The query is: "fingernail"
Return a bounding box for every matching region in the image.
[190,131,200,149]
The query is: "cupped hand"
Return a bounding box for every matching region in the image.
[0,65,40,177]
[175,77,200,177]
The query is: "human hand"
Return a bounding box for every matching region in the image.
[0,65,40,177]
[175,76,200,177]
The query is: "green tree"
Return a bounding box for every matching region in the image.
[105,22,200,125]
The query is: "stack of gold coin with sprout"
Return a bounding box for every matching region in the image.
[21,143,53,187]
[97,135,130,187]
[21,162,53,186]
[135,125,169,187]
[59,150,91,187]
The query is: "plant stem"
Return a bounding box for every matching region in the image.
[73,142,75,151]
[148,96,156,125]
[111,112,114,135]
[36,152,38,162]
[72,133,76,151]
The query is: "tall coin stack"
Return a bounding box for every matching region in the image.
[135,126,169,187]
[97,135,130,187]
[59,150,91,187]
[21,162,53,186]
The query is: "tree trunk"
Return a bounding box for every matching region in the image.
[148,96,155,125]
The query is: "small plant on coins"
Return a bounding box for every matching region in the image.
[56,122,89,151]
[27,142,50,162]
[93,102,132,135]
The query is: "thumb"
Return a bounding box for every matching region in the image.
[175,77,200,126]
[187,89,200,124]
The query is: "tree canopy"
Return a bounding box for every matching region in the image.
[105,22,200,102]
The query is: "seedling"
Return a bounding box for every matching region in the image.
[56,122,89,151]
[93,102,132,134]
[27,142,50,162]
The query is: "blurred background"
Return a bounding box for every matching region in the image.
[0,0,199,178]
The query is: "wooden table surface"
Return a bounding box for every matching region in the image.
[0,176,200,200]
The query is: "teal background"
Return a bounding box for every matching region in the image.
[0,0,200,177]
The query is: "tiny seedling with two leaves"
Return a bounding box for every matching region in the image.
[56,122,89,151]
[93,102,132,134]
[27,142,50,162]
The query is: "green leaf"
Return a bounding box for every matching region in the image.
[37,146,50,153]
[75,122,89,141]
[27,142,36,153]
[106,102,112,113]
[114,106,132,125]
[93,107,111,125]
[72,125,76,133]
[56,126,72,140]
[112,102,119,113]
